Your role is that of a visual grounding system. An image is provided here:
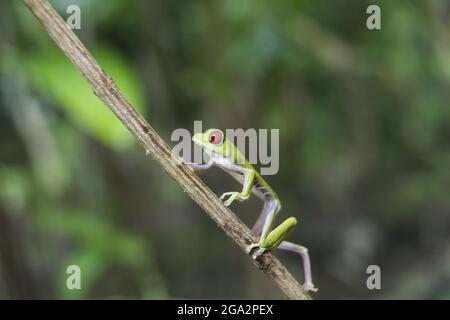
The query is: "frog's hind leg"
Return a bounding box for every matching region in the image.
[250,201,317,292]
[246,200,278,255]
[278,241,317,292]
[251,199,278,236]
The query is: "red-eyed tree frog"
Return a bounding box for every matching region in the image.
[185,128,317,292]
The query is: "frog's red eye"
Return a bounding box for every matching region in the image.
[208,130,223,145]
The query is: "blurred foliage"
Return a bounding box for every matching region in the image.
[23,45,145,150]
[0,0,449,299]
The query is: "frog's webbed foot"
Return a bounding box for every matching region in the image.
[220,192,238,206]
[219,192,248,206]
[302,283,319,293]
[245,243,267,258]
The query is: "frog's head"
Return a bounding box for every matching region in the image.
[192,128,228,157]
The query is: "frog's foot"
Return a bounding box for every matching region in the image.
[220,192,248,206]
[245,243,267,258]
[245,243,259,254]
[302,283,319,293]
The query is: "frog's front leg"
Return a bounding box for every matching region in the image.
[184,160,214,173]
[218,163,255,206]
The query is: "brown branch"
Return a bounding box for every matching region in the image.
[24,0,312,300]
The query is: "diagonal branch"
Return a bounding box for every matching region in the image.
[24,0,311,300]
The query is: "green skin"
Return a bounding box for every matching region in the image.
[186,129,317,292]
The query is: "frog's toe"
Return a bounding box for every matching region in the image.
[245,243,260,254]
[246,243,267,258]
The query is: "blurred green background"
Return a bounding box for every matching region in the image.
[0,0,449,299]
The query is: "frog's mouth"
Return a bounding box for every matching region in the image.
[192,132,203,146]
